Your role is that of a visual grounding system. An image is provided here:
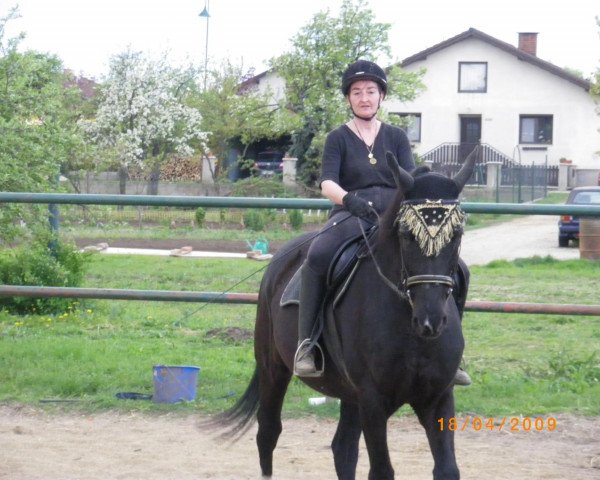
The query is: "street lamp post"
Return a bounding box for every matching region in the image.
[199,0,210,91]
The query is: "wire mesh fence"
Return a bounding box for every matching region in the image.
[57,204,329,229]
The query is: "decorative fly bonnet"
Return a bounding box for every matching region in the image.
[395,200,466,257]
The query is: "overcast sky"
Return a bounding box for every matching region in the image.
[3,0,599,79]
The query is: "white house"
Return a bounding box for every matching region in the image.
[239,28,599,186]
[385,28,599,176]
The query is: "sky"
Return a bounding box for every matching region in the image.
[3,0,599,80]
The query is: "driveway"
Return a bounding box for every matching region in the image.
[461,214,580,266]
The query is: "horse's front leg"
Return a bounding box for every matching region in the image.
[358,393,394,480]
[331,400,362,480]
[413,389,460,480]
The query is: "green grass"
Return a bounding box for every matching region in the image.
[1,251,598,418]
[458,257,600,416]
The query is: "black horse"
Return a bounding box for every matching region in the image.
[212,151,477,479]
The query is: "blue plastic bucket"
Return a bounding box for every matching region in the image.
[152,365,200,403]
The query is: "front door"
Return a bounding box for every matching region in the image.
[459,115,481,161]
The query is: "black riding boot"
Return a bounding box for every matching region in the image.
[294,264,327,377]
[452,258,472,386]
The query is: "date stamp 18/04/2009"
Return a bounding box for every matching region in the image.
[438,416,557,432]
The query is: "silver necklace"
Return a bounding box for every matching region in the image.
[353,119,379,165]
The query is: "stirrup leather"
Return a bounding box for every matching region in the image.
[293,339,325,377]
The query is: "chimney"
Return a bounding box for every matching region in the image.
[518,32,538,56]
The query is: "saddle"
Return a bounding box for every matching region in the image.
[280,226,377,308]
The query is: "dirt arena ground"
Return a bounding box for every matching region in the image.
[2,405,599,479]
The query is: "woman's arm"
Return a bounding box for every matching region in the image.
[321,179,348,206]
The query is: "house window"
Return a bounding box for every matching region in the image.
[458,62,487,92]
[394,113,421,142]
[519,115,553,144]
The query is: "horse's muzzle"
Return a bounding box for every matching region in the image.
[412,313,448,339]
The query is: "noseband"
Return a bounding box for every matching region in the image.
[395,199,466,298]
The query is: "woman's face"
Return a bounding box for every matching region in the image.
[346,80,384,118]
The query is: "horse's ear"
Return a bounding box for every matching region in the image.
[453,145,480,191]
[386,151,414,193]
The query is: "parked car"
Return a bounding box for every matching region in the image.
[254,150,284,177]
[558,186,600,247]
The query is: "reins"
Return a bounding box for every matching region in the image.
[357,215,408,301]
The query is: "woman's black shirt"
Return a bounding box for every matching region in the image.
[320,122,415,192]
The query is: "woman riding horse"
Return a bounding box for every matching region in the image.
[212,149,477,479]
[294,60,471,386]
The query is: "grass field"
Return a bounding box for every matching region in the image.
[1,252,598,418]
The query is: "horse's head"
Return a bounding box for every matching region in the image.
[384,149,477,339]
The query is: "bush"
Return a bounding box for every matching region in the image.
[195,207,206,227]
[288,209,304,230]
[0,241,90,314]
[243,209,267,231]
[229,177,290,197]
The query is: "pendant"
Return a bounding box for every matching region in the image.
[369,153,377,165]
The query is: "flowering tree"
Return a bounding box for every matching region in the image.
[81,49,207,194]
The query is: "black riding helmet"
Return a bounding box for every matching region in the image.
[341,60,388,96]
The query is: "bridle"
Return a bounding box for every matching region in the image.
[360,198,465,305]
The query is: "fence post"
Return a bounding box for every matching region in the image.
[558,162,573,190]
[486,161,502,203]
[282,156,297,186]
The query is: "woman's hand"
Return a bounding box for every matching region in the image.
[342,193,376,220]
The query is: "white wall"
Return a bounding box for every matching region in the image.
[247,70,287,104]
[385,38,600,168]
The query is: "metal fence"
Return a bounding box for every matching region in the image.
[1,192,600,316]
[422,143,559,202]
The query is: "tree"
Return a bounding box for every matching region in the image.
[0,7,89,243]
[269,0,424,185]
[80,49,206,194]
[189,60,300,182]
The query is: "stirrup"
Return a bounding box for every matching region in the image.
[293,339,325,377]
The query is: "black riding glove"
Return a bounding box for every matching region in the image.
[342,193,376,220]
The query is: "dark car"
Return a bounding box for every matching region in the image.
[254,151,284,177]
[558,186,600,247]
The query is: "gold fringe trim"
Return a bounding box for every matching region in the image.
[396,202,466,257]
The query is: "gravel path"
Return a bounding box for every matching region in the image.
[460,214,579,265]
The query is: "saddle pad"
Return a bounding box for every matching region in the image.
[280,264,303,307]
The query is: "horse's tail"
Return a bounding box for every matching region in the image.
[204,366,260,441]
